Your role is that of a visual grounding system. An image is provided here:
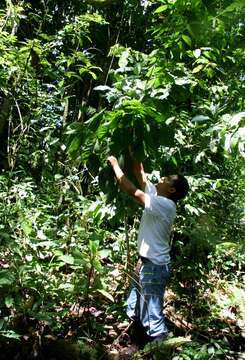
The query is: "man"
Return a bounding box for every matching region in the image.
[107,155,189,344]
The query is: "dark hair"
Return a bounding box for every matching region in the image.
[169,174,189,202]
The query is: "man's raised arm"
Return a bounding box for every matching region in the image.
[107,156,145,205]
[131,158,148,191]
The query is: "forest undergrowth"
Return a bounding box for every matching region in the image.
[0,174,244,359]
[0,0,245,359]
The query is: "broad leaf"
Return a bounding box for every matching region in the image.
[97,289,114,302]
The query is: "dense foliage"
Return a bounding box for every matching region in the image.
[0,0,244,359]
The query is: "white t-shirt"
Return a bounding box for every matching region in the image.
[137,181,176,265]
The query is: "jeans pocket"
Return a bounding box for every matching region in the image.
[140,264,169,296]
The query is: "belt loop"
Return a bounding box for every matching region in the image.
[166,263,171,272]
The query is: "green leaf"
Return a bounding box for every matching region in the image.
[33,312,52,322]
[58,283,74,291]
[94,85,111,92]
[221,0,245,14]
[192,64,204,73]
[65,71,82,81]
[0,331,21,340]
[154,5,168,13]
[192,115,210,122]
[5,295,14,308]
[96,122,111,139]
[118,50,129,68]
[182,35,192,46]
[21,221,32,235]
[89,70,97,80]
[230,112,245,126]
[58,255,75,265]
[171,156,178,166]
[175,77,192,86]
[97,289,114,302]
[208,346,215,354]
[67,136,83,155]
[0,271,15,286]
[86,109,105,132]
[89,239,100,256]
[99,249,111,259]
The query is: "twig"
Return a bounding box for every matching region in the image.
[124,214,130,271]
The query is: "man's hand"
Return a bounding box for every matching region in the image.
[106,155,145,205]
[107,155,124,181]
[107,156,118,168]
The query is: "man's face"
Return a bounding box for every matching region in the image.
[156,175,177,196]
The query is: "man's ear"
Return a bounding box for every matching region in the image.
[169,186,176,194]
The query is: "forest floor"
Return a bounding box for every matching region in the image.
[1,285,244,360]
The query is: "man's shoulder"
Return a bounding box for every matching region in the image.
[145,181,157,195]
[155,196,176,217]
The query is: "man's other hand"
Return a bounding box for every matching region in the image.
[107,156,118,168]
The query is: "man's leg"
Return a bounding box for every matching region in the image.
[125,259,151,348]
[139,261,171,339]
[126,259,142,321]
[126,284,140,321]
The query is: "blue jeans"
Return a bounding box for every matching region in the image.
[126,258,171,338]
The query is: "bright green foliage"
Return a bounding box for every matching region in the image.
[170,339,230,360]
[0,173,121,339]
[0,0,244,358]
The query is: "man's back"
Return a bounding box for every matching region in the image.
[138,181,176,265]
